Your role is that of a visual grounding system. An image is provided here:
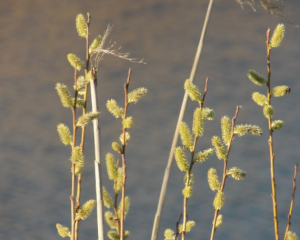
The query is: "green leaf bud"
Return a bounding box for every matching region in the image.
[107,230,119,240]
[234,124,263,136]
[227,167,247,180]
[252,92,267,106]
[76,199,96,220]
[89,35,102,54]
[118,196,130,219]
[103,186,114,208]
[286,231,298,240]
[247,70,268,86]
[272,120,284,130]
[57,123,72,145]
[263,105,274,118]
[192,107,204,137]
[182,186,193,198]
[179,121,193,150]
[184,79,202,102]
[70,146,83,163]
[122,116,133,129]
[105,211,117,229]
[183,173,194,186]
[215,215,223,229]
[164,229,175,240]
[128,87,148,104]
[270,23,285,49]
[56,83,73,108]
[208,168,220,191]
[185,220,196,232]
[105,153,117,181]
[271,85,291,97]
[116,168,123,193]
[76,111,99,127]
[75,14,87,38]
[174,147,189,172]
[194,148,214,163]
[221,116,231,146]
[106,99,124,118]
[211,136,227,160]
[213,191,225,210]
[112,142,122,153]
[67,54,85,71]
[56,223,71,238]
[119,132,130,145]
[202,107,215,121]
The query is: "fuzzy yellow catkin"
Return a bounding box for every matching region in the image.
[112,142,122,153]
[179,121,193,150]
[108,230,119,240]
[89,35,102,54]
[270,23,285,49]
[56,223,70,238]
[213,191,225,210]
[67,53,85,71]
[184,79,202,102]
[182,186,193,198]
[164,229,175,240]
[221,116,231,146]
[102,186,114,208]
[252,92,267,106]
[119,132,130,145]
[194,148,214,163]
[247,70,268,86]
[185,221,196,232]
[286,231,298,240]
[75,14,87,38]
[76,111,99,127]
[202,107,215,121]
[263,105,274,118]
[127,87,148,104]
[272,120,284,130]
[106,99,123,118]
[76,199,96,220]
[74,155,84,175]
[105,211,117,229]
[211,136,227,160]
[122,116,133,129]
[57,123,72,145]
[105,153,117,181]
[116,168,123,192]
[70,146,83,163]
[208,168,220,191]
[192,108,204,137]
[227,167,247,180]
[215,215,223,228]
[271,85,290,97]
[234,124,263,136]
[183,173,194,186]
[56,83,73,108]
[174,147,189,172]
[118,196,130,219]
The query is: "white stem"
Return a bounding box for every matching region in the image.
[90,70,105,240]
[150,1,214,240]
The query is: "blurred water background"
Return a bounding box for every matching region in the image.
[0,0,300,239]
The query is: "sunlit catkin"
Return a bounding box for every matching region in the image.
[76,111,99,127]
[263,105,274,118]
[271,85,290,97]
[122,116,133,129]
[174,147,189,172]
[215,215,223,229]
[89,35,102,54]
[56,223,71,238]
[213,191,225,210]
[128,87,148,104]
[105,153,117,181]
[221,116,231,146]
[179,121,193,150]
[271,120,284,130]
[75,13,87,38]
[102,186,114,208]
[76,199,96,220]
[211,136,227,160]
[227,167,247,180]
[192,108,204,137]
[252,92,267,106]
[234,124,263,136]
[67,53,85,71]
[56,83,73,108]
[57,123,72,145]
[184,79,202,102]
[270,23,285,49]
[194,148,214,163]
[182,186,193,198]
[286,231,298,240]
[208,168,220,191]
[106,99,124,118]
[104,211,117,229]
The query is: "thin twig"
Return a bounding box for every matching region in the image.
[210,107,240,240]
[71,62,78,240]
[175,214,182,240]
[90,67,105,240]
[150,1,214,239]
[266,28,280,240]
[120,69,132,240]
[284,164,298,240]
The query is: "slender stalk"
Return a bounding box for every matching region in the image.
[210,107,240,240]
[89,67,105,240]
[71,64,78,240]
[75,16,91,240]
[151,2,214,239]
[266,29,280,240]
[181,78,209,240]
[284,164,298,240]
[120,69,131,240]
